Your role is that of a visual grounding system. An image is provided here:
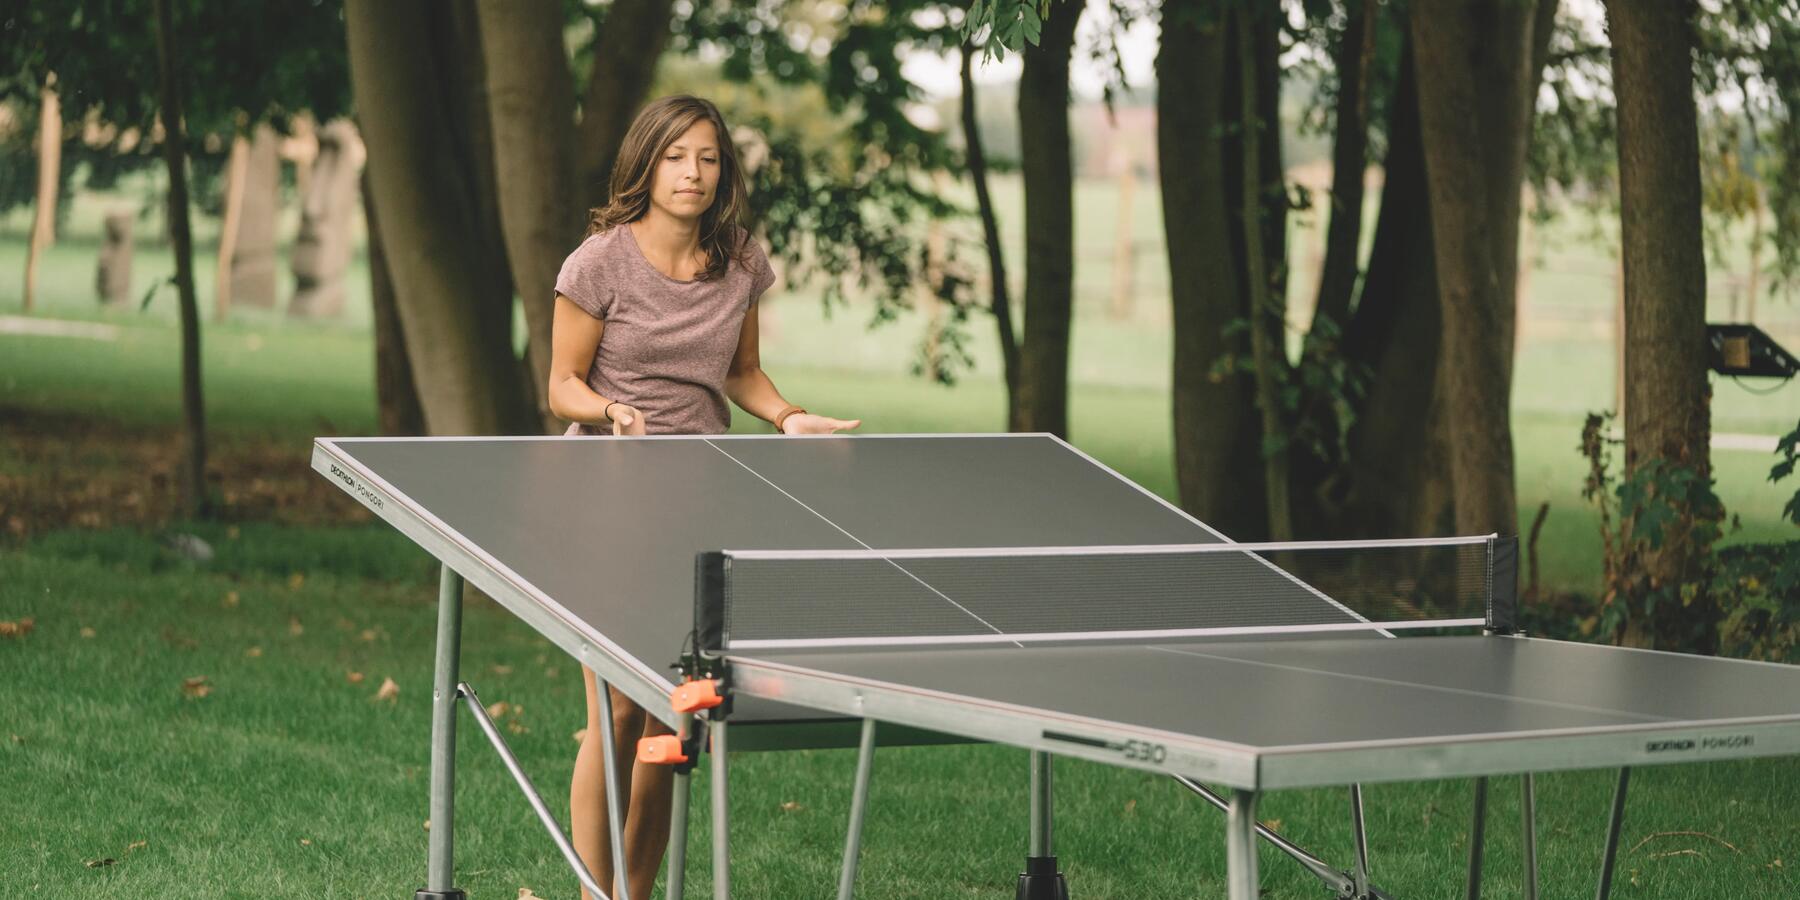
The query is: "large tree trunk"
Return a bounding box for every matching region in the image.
[960,42,1021,430]
[1606,0,1714,649]
[346,0,532,436]
[1333,40,1451,540]
[1409,0,1540,537]
[1309,0,1377,341]
[1160,0,1268,541]
[477,0,581,434]
[576,0,676,207]
[1015,0,1084,438]
[153,0,209,519]
[364,169,425,437]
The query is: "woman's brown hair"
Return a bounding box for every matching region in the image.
[586,95,750,281]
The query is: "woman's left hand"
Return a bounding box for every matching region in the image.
[780,413,862,435]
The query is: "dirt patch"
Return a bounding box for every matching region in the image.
[0,406,373,540]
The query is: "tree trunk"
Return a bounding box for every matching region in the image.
[1606,0,1714,649]
[364,169,425,437]
[1015,0,1084,438]
[24,81,61,313]
[1308,0,1377,342]
[576,0,676,207]
[1409,0,1540,538]
[1334,40,1451,540]
[1237,9,1293,542]
[960,41,1021,430]
[1160,0,1268,541]
[477,0,581,434]
[213,131,249,321]
[346,0,532,436]
[153,0,209,519]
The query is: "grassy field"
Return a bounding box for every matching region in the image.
[3,173,1798,897]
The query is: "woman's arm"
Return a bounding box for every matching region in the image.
[548,294,642,432]
[725,301,860,433]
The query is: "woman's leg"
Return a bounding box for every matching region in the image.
[622,714,677,899]
[572,666,646,899]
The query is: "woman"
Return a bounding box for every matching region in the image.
[547,95,860,899]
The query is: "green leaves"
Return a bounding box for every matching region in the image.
[964,0,1057,61]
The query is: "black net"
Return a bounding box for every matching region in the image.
[704,538,1498,650]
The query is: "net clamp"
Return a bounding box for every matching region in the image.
[636,734,700,773]
[671,678,725,714]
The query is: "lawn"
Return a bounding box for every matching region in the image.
[3,173,1798,897]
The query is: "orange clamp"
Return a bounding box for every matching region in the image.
[671,679,724,713]
[637,735,689,766]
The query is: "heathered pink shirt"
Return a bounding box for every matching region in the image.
[555,224,776,436]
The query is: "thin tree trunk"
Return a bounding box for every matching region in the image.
[1409,0,1540,537]
[1308,0,1377,342]
[1015,0,1084,438]
[364,169,425,436]
[477,0,581,434]
[153,0,209,519]
[1238,9,1292,542]
[24,80,61,313]
[347,0,533,436]
[1160,0,1268,541]
[960,41,1021,429]
[576,0,676,206]
[214,132,249,321]
[1606,0,1714,649]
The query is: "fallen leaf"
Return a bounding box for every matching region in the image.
[1122,799,1137,815]
[486,701,510,719]
[181,676,212,699]
[359,629,379,643]
[223,591,240,609]
[780,801,804,812]
[0,619,28,638]
[288,616,304,637]
[9,734,21,745]
[79,626,96,638]
[346,672,365,684]
[572,728,587,743]
[373,677,400,703]
[490,664,513,676]
[245,646,263,658]
[518,889,540,899]
[226,526,240,540]
[1263,819,1283,833]
[85,858,116,868]
[125,840,147,853]
[287,573,306,591]
[543,667,559,679]
[423,819,431,831]
[299,838,312,847]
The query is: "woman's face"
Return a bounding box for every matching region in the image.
[649,118,721,222]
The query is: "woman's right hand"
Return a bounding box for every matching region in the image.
[609,403,647,436]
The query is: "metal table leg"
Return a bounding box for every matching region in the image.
[711,719,731,900]
[666,712,695,900]
[836,718,878,900]
[420,565,466,900]
[1521,774,1539,900]
[1351,784,1372,899]
[1017,751,1068,899]
[1226,789,1261,900]
[1465,777,1489,900]
[597,683,634,900]
[1596,768,1632,900]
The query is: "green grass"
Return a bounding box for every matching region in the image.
[3,527,1795,898]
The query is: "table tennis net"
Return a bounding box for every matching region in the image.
[693,535,1515,652]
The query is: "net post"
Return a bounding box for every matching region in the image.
[1485,537,1520,635]
[693,551,729,654]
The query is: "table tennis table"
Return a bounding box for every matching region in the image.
[312,433,1800,900]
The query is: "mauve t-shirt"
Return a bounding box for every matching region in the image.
[555,224,776,436]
